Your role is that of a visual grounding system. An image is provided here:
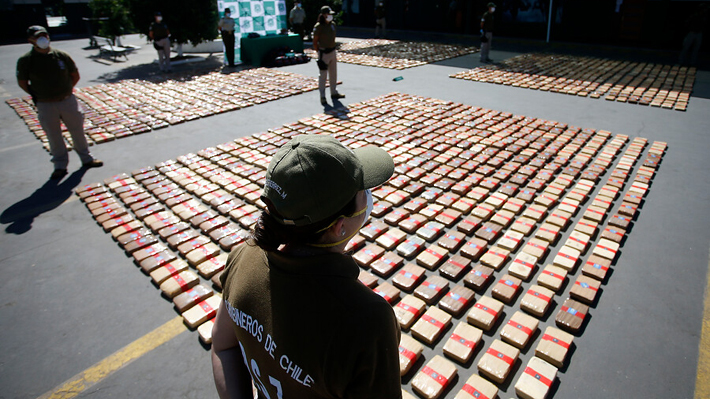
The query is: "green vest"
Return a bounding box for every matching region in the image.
[221,241,402,398]
[16,48,76,101]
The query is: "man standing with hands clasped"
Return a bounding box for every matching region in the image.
[480,2,495,63]
[16,25,103,180]
[218,7,236,67]
[149,12,171,72]
[313,6,345,106]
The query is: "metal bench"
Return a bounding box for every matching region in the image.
[94,36,129,61]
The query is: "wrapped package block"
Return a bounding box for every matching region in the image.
[574,220,599,240]
[582,254,612,281]
[570,275,601,305]
[412,355,458,399]
[480,246,510,270]
[497,230,525,252]
[443,321,483,364]
[439,285,475,317]
[535,222,561,244]
[394,294,427,330]
[397,236,427,259]
[373,281,401,304]
[593,238,620,261]
[375,228,407,250]
[535,326,574,368]
[358,270,378,289]
[453,374,498,399]
[460,238,488,261]
[160,270,200,298]
[523,238,549,261]
[467,295,504,331]
[414,275,450,305]
[411,307,453,345]
[371,252,405,278]
[182,294,222,329]
[392,263,426,292]
[552,245,580,271]
[512,216,537,236]
[501,310,539,349]
[537,264,568,293]
[602,226,626,244]
[555,298,589,334]
[197,318,215,344]
[520,284,555,317]
[173,284,214,313]
[439,255,471,281]
[514,356,558,399]
[141,250,179,274]
[398,333,424,376]
[492,274,522,304]
[463,264,495,292]
[565,230,591,255]
[149,258,188,284]
[509,251,538,281]
[477,339,520,384]
[196,252,228,279]
[457,215,483,235]
[416,244,449,270]
[475,222,502,243]
[353,243,385,267]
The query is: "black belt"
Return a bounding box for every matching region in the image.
[320,47,335,54]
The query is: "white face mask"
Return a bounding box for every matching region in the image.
[362,189,373,228]
[491,7,496,12]
[326,15,334,22]
[35,36,50,49]
[156,16,163,22]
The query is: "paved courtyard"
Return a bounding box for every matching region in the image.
[0,31,708,398]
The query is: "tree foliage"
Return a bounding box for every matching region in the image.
[89,0,134,40]
[126,0,219,46]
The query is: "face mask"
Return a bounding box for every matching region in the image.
[156,16,163,22]
[225,12,231,17]
[296,3,301,7]
[362,189,373,228]
[491,7,496,12]
[326,15,334,22]
[35,36,50,49]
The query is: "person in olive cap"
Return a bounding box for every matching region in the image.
[212,135,402,398]
[312,6,346,105]
[16,25,103,180]
[149,12,171,72]
[480,2,496,63]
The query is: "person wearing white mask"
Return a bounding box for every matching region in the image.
[218,7,236,67]
[312,6,345,105]
[212,135,401,399]
[289,2,307,40]
[149,11,171,72]
[16,25,103,180]
[480,2,496,63]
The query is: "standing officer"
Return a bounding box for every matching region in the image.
[149,12,171,72]
[16,25,102,180]
[313,6,345,105]
[218,7,236,67]
[289,2,306,40]
[480,2,495,63]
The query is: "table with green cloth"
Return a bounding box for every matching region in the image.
[240,34,304,66]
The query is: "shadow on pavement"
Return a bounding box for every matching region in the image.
[0,168,87,234]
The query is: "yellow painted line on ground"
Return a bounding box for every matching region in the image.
[696,250,710,399]
[37,316,187,399]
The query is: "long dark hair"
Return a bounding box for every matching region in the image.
[251,194,358,251]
